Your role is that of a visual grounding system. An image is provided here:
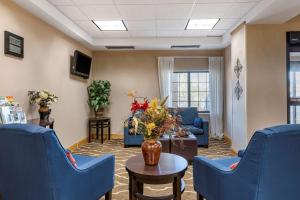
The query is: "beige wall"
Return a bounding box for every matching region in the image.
[174,58,208,71]
[0,0,92,147]
[246,15,300,139]
[92,50,223,134]
[224,45,232,139]
[230,24,248,150]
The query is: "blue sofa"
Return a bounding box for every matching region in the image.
[193,124,300,200]
[178,107,209,147]
[0,124,115,200]
[124,125,143,148]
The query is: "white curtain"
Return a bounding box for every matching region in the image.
[209,57,224,139]
[157,57,174,107]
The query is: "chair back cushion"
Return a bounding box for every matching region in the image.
[177,107,198,125]
[0,124,72,200]
[240,124,300,200]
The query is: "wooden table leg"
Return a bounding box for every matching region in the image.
[96,122,99,141]
[129,174,138,200]
[108,120,111,140]
[173,175,181,200]
[101,121,104,144]
[137,181,143,195]
[88,121,91,143]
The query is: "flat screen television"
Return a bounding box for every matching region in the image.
[71,50,92,79]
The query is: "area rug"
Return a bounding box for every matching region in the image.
[73,139,234,200]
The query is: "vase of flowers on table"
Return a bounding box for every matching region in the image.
[127,91,176,166]
[28,90,58,121]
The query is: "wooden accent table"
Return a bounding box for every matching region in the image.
[27,118,54,129]
[88,117,111,143]
[126,153,188,200]
[170,134,198,163]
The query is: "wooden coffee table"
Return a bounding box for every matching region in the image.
[126,153,188,200]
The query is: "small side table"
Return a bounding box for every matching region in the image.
[27,118,55,129]
[88,117,111,143]
[126,153,188,200]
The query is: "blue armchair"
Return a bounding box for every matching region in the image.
[0,124,114,200]
[178,107,209,147]
[193,124,300,200]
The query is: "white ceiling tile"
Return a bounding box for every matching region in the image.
[182,29,225,37]
[197,0,261,2]
[129,30,156,37]
[214,18,239,29]
[124,20,155,30]
[75,21,100,36]
[114,0,195,4]
[97,31,131,38]
[72,0,114,5]
[157,30,183,37]
[79,5,121,20]
[117,5,156,20]
[56,5,88,20]
[156,19,188,30]
[192,3,256,19]
[47,0,73,5]
[156,4,193,19]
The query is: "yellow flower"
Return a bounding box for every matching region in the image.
[146,122,156,134]
[127,90,136,98]
[149,98,159,109]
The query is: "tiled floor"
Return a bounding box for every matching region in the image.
[73,139,234,200]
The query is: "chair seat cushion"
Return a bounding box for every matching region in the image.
[212,157,241,171]
[182,125,204,135]
[73,154,96,167]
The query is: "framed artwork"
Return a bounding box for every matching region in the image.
[4,31,24,58]
[0,106,27,124]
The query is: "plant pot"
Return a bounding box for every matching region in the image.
[38,106,51,121]
[95,108,104,118]
[141,139,162,166]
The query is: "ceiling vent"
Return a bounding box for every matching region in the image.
[170,45,200,49]
[105,46,135,50]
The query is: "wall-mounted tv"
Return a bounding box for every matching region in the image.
[71,50,92,79]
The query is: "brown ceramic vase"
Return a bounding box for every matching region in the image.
[141,139,162,166]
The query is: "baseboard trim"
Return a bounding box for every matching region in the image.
[68,133,124,151]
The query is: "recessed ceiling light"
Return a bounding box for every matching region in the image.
[186,19,220,30]
[92,20,127,31]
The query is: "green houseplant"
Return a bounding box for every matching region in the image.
[87,80,111,117]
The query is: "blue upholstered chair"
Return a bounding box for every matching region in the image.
[124,123,143,148]
[0,124,114,200]
[193,124,300,200]
[177,107,209,147]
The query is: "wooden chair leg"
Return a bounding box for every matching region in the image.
[105,190,112,200]
[197,192,204,200]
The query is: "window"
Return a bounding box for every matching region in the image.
[172,72,210,112]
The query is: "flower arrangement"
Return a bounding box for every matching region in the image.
[28,90,58,108]
[127,91,176,140]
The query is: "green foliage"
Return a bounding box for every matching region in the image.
[87,80,111,112]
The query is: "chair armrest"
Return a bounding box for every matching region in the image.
[238,149,245,158]
[202,119,209,134]
[75,154,115,198]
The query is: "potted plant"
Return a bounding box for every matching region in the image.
[127,91,177,166]
[28,90,58,121]
[87,80,111,118]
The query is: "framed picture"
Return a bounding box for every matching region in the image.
[0,106,27,124]
[4,31,24,58]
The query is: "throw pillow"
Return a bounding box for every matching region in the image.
[194,118,203,128]
[230,162,239,170]
[66,151,78,168]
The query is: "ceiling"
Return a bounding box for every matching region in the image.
[11,0,300,50]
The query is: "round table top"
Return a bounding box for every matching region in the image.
[126,153,188,177]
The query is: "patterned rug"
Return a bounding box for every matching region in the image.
[73,139,234,200]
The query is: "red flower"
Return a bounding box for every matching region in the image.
[131,99,149,114]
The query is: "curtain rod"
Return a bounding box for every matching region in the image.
[174,56,209,59]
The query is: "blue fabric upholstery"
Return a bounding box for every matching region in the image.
[124,125,144,147]
[193,124,300,200]
[0,124,115,200]
[178,107,199,125]
[178,107,209,146]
